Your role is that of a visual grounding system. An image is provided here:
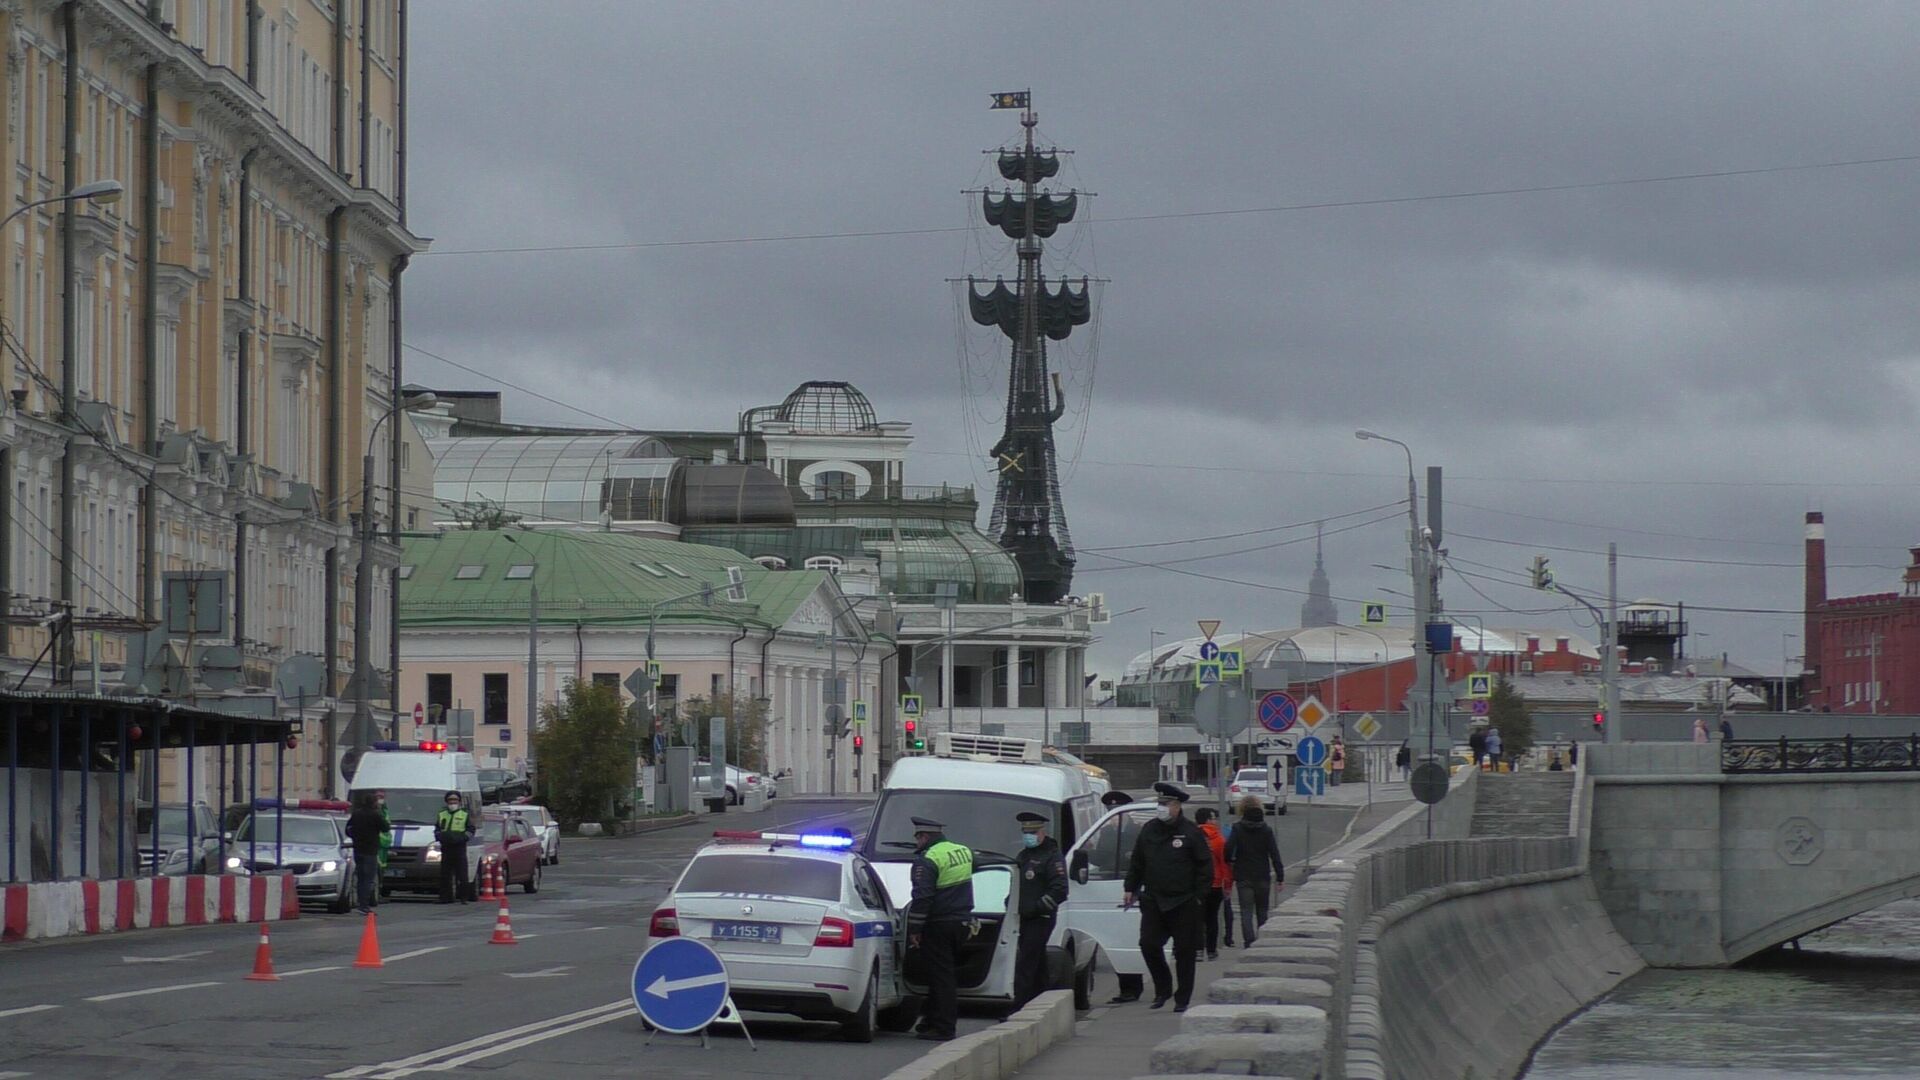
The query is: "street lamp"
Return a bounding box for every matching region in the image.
[1780,632,1799,713]
[347,388,438,778]
[1356,429,1437,756]
[0,180,123,234]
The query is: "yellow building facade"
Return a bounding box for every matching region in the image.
[0,0,422,799]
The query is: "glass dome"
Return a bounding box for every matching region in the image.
[774,381,878,433]
[674,464,797,526]
[429,435,665,526]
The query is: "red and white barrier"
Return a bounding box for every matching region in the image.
[1,874,298,943]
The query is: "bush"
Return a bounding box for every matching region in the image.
[531,681,639,829]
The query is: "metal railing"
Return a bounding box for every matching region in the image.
[1722,735,1920,773]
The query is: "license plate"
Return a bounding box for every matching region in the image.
[384,868,407,878]
[710,921,782,944]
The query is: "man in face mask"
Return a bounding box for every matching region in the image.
[906,816,972,1042]
[1012,811,1068,1009]
[1123,782,1211,1011]
[434,791,476,904]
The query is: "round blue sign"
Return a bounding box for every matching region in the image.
[1258,691,1298,733]
[1295,735,1328,768]
[632,938,730,1034]
[1198,640,1220,661]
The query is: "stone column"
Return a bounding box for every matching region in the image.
[1006,644,1021,711]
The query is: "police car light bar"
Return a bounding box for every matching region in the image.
[712,830,856,849]
[252,798,353,812]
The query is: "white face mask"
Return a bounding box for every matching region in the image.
[1155,805,1173,822]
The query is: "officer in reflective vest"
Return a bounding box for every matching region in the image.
[434,791,476,904]
[907,815,973,1042]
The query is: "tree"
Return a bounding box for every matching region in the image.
[1486,676,1536,761]
[531,680,638,828]
[671,692,770,774]
[452,497,521,530]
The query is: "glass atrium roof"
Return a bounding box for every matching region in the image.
[429,435,673,526]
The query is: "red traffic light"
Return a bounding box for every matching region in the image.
[903,718,916,734]
[1592,711,1605,730]
[852,734,864,752]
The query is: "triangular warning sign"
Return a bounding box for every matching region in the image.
[1197,619,1221,641]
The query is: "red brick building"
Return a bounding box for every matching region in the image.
[1802,511,1920,714]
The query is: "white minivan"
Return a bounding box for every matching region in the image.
[861,733,1101,1010]
[347,742,484,896]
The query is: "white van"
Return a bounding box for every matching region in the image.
[861,733,1101,1009]
[347,743,484,896]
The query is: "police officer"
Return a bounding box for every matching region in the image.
[434,791,477,904]
[1012,811,1067,1009]
[1124,781,1211,1011]
[907,815,973,1042]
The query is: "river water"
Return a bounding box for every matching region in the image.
[1524,899,1920,1079]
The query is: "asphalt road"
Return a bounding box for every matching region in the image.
[0,797,1365,1080]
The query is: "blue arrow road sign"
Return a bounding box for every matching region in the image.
[1295,735,1328,768]
[1198,640,1220,661]
[1258,691,1298,733]
[1294,765,1327,797]
[632,938,730,1034]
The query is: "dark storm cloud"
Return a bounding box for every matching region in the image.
[404,1,1920,678]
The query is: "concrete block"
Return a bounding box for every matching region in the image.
[1178,1003,1327,1038]
[1206,976,1333,1006]
[1224,960,1336,981]
[1257,915,1343,937]
[1236,945,1338,965]
[1150,1031,1321,1077]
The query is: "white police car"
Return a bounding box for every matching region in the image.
[224,802,357,914]
[645,830,919,1041]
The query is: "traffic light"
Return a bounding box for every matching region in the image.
[904,717,925,752]
[1530,555,1553,590]
[1592,710,1605,733]
[852,734,864,755]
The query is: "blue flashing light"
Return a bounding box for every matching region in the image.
[371,741,401,752]
[799,833,855,849]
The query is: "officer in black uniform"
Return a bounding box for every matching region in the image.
[1100,789,1133,811]
[1012,810,1068,1009]
[1124,781,1211,1011]
[907,815,973,1042]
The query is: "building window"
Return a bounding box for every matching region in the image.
[505,564,535,580]
[804,555,843,574]
[657,673,679,704]
[397,565,413,580]
[455,564,484,580]
[483,673,509,724]
[753,555,787,570]
[426,673,452,717]
[812,470,856,500]
[591,672,619,692]
[711,673,724,698]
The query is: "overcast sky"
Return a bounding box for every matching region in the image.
[403,2,1920,685]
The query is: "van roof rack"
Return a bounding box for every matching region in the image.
[932,731,1042,764]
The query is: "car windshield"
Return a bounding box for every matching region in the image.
[479,770,512,783]
[146,808,191,836]
[1236,770,1269,782]
[678,855,842,902]
[235,816,340,845]
[479,819,510,842]
[502,807,550,826]
[364,790,459,825]
[865,790,1055,863]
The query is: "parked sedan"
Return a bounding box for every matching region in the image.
[496,804,560,865]
[477,814,543,894]
[1227,767,1289,814]
[694,763,765,805]
[225,811,357,914]
[478,769,532,804]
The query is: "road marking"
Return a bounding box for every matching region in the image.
[326,999,630,1078]
[512,934,538,940]
[121,950,210,964]
[84,981,222,1003]
[0,1004,59,1019]
[382,946,449,963]
[0,1069,32,1077]
[278,966,344,978]
[502,966,570,979]
[380,1006,633,1076]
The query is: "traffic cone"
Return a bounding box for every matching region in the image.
[481,859,501,902]
[244,922,280,982]
[353,911,384,968]
[487,895,518,946]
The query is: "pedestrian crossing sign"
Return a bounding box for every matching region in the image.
[900,694,922,718]
[1218,648,1243,677]
[1363,601,1387,625]
[852,700,868,726]
[1467,672,1493,699]
[1194,660,1223,688]
[647,660,663,682]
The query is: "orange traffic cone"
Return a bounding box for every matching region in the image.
[480,859,500,902]
[244,922,280,982]
[353,911,384,968]
[487,895,518,946]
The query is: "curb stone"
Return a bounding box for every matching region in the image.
[878,990,1075,1080]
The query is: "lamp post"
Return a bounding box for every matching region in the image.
[1,179,122,235]
[347,389,437,779]
[501,532,539,757]
[1780,632,1798,713]
[1356,429,1437,757]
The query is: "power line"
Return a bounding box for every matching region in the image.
[1078,499,1404,553]
[1451,498,1897,552]
[1079,509,1403,572]
[403,342,638,430]
[419,152,1920,258]
[1449,529,1900,571]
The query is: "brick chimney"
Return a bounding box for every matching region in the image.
[1805,512,1826,704]
[1525,635,1540,654]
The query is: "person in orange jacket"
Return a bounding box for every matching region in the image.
[1193,806,1234,961]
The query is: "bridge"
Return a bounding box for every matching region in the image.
[1586,736,1920,966]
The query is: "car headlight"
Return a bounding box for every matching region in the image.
[424,842,443,863]
[225,855,242,870]
[319,860,338,873]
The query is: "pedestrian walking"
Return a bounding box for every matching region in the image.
[1693,716,1710,743]
[1012,811,1066,1010]
[907,816,973,1041]
[1193,807,1233,960]
[1225,796,1285,946]
[1469,725,1489,769]
[1124,782,1210,1012]
[1569,741,1579,766]
[344,792,389,915]
[1395,742,1412,780]
[1485,727,1504,771]
[1719,716,1734,741]
[1328,737,1346,787]
[434,791,476,904]
[1548,749,1565,772]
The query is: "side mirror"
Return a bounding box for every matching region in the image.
[1070,849,1089,885]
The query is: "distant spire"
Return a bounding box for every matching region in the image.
[1300,522,1338,628]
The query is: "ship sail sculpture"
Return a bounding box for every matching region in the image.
[967,93,1092,605]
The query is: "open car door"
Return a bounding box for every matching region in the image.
[903,862,1020,1004]
[1060,803,1155,980]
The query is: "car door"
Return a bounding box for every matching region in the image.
[851,858,903,1007]
[1060,804,1155,976]
[509,819,538,880]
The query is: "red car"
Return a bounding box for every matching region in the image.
[477,814,543,894]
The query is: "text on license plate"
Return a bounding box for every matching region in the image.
[710,921,782,943]
[384,868,407,878]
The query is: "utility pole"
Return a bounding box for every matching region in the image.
[1606,543,1621,744]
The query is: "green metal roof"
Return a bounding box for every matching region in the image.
[398,529,843,632]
